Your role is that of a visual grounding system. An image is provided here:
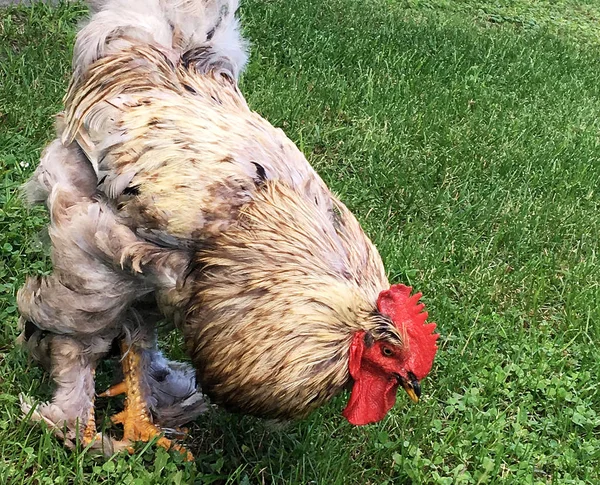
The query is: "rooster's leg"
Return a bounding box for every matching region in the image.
[81,369,100,445]
[106,339,194,461]
[18,329,113,454]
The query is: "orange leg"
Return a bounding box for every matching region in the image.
[104,340,193,461]
[81,370,102,447]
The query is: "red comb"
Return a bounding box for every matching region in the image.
[377,284,439,380]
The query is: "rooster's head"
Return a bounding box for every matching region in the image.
[343,284,439,425]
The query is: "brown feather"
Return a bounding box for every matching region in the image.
[20,0,407,429]
[59,43,401,419]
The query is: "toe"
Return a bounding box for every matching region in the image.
[98,381,127,398]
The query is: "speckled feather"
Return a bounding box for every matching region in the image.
[63,47,398,416]
[18,0,403,431]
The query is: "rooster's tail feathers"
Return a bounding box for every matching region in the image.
[74,0,247,79]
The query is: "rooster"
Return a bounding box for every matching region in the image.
[17,0,439,458]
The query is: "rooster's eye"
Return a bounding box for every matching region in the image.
[382,347,393,357]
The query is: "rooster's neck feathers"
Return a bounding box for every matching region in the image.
[183,183,394,419]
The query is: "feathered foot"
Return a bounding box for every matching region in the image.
[103,340,194,461]
[19,393,112,454]
[18,332,114,455]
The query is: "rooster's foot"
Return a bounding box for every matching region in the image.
[19,394,113,454]
[103,340,193,461]
[109,406,193,460]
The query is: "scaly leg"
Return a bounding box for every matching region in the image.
[81,370,102,446]
[105,340,193,461]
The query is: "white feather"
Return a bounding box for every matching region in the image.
[74,0,248,80]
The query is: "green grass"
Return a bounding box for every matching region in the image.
[1,0,600,483]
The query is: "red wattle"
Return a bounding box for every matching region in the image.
[342,371,399,425]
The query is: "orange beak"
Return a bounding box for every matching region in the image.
[400,376,421,403]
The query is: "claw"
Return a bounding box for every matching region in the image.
[170,426,189,439]
[99,381,127,398]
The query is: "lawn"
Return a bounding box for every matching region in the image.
[1,0,599,483]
